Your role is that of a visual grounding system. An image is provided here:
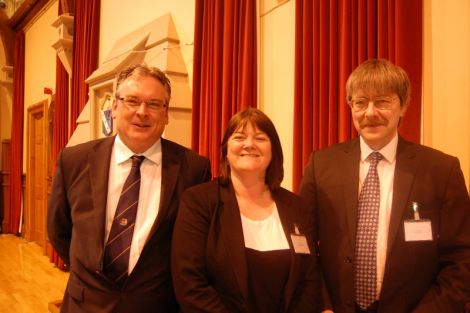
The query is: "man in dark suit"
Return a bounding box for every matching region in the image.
[47,64,212,313]
[300,59,470,313]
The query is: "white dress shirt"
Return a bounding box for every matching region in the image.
[359,133,398,297]
[105,135,162,273]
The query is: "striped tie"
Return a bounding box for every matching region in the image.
[354,152,382,309]
[104,155,145,285]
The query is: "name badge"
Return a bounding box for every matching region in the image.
[291,224,311,254]
[404,219,433,241]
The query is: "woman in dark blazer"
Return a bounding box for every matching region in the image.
[172,108,321,313]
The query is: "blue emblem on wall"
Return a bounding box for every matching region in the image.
[101,94,113,136]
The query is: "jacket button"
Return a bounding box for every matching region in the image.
[345,257,352,263]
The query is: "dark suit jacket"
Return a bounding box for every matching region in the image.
[171,180,321,313]
[299,137,470,313]
[47,136,212,313]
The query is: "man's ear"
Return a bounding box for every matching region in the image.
[398,104,409,127]
[111,100,118,118]
[400,103,409,117]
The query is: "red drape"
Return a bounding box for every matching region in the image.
[7,30,25,234]
[192,0,257,177]
[70,0,100,133]
[48,52,69,270]
[292,0,422,192]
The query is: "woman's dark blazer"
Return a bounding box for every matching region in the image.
[171,179,321,313]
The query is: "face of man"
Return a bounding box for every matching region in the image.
[350,89,407,150]
[112,75,169,153]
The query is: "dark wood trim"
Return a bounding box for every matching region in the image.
[9,0,50,31]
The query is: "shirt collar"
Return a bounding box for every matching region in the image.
[114,135,162,166]
[359,133,398,164]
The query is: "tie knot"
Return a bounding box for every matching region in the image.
[368,152,382,167]
[131,155,145,168]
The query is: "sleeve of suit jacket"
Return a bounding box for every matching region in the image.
[172,182,232,313]
[47,149,73,265]
[299,152,334,312]
[412,155,470,312]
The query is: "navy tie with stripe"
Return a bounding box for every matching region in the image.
[354,152,382,309]
[104,155,145,285]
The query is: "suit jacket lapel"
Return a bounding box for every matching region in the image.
[387,138,417,254]
[218,183,250,304]
[88,136,115,267]
[150,138,182,236]
[342,140,361,249]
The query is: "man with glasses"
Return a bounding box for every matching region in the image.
[48,64,212,313]
[300,59,470,313]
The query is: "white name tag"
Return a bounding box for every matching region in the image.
[291,234,311,254]
[404,219,433,241]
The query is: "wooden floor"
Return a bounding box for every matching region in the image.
[0,234,68,313]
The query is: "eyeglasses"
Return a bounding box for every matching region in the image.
[117,96,168,111]
[349,96,398,112]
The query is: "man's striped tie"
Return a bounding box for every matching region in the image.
[104,155,145,286]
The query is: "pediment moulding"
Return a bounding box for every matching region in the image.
[68,13,193,148]
[51,13,73,75]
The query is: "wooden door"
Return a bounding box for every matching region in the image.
[25,100,49,248]
[1,140,11,233]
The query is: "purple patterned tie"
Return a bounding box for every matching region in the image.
[354,152,382,309]
[104,155,145,285]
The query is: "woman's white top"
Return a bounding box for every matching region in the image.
[240,204,290,251]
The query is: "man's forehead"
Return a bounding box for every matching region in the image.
[119,75,160,87]
[353,87,395,97]
[118,76,168,97]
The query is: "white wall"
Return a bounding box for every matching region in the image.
[259,0,296,190]
[423,0,470,190]
[23,0,58,170]
[24,0,58,107]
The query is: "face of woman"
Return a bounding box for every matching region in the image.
[226,122,272,179]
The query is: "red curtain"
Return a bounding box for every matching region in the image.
[7,30,25,234]
[192,0,257,177]
[48,57,68,269]
[292,0,422,192]
[70,0,100,133]
[48,1,70,268]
